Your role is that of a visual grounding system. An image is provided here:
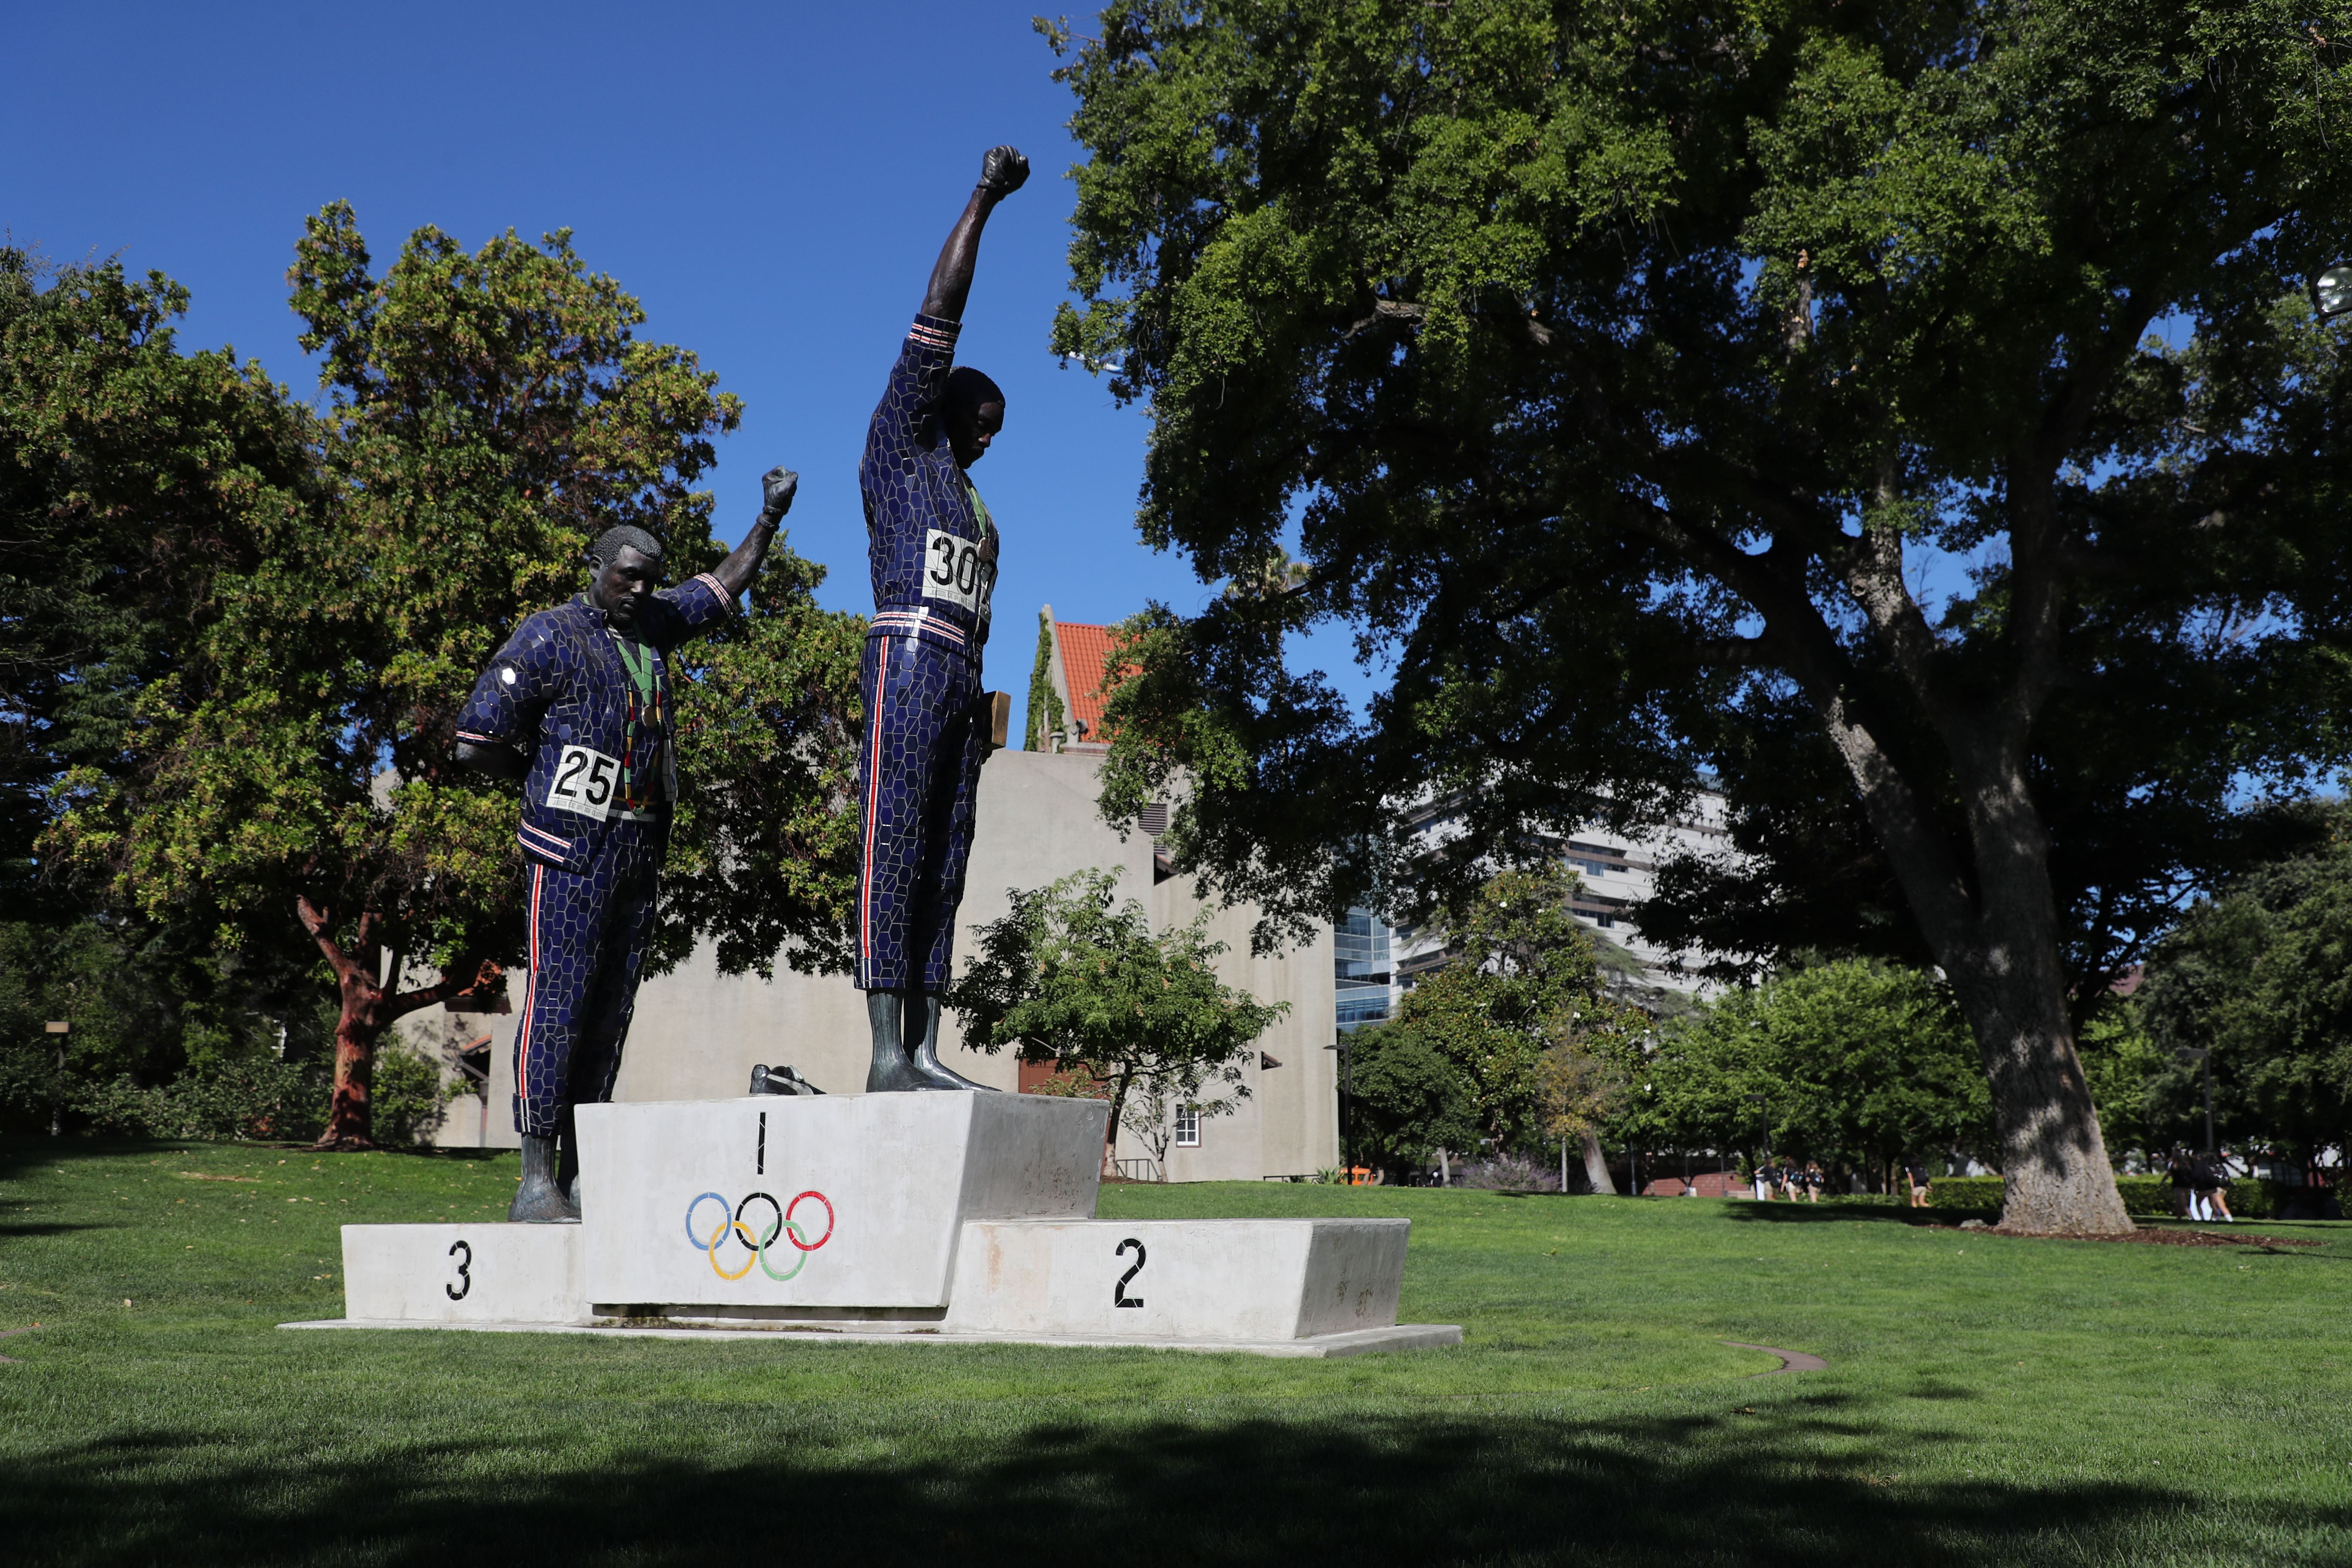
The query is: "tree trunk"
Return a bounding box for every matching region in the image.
[298,900,392,1151]
[297,898,496,1152]
[1580,1128,1615,1195]
[320,966,391,1150]
[1101,1066,1133,1179]
[1942,937,2133,1234]
[1815,698,2135,1233]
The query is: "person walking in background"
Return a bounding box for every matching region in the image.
[1802,1160,1825,1204]
[2196,1150,2234,1223]
[1905,1158,1932,1209]
[2167,1148,2196,1218]
[1752,1161,1771,1201]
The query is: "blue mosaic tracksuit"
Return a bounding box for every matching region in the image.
[453,575,734,1138]
[856,312,998,991]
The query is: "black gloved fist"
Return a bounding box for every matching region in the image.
[979,145,1029,198]
[760,465,798,523]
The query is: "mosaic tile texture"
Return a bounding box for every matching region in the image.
[855,633,988,991]
[510,821,662,1139]
[859,313,998,661]
[854,314,1001,993]
[455,572,733,1135]
[455,574,732,873]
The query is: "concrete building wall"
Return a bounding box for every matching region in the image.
[414,748,1335,1178]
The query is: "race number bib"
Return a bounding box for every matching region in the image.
[545,744,622,821]
[922,528,995,617]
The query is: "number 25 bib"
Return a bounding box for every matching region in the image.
[546,744,623,821]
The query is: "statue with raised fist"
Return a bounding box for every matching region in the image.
[454,467,796,1221]
[852,147,1028,1093]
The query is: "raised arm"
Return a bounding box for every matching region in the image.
[708,466,797,601]
[920,146,1029,323]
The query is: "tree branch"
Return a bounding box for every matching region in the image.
[294,895,363,986]
[389,956,500,1022]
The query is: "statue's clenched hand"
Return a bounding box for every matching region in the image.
[760,466,799,524]
[979,146,1029,199]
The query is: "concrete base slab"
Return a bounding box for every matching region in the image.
[279,1317,1461,1358]
[945,1219,1409,1339]
[342,1222,586,1324]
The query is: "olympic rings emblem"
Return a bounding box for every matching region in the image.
[685,1190,836,1282]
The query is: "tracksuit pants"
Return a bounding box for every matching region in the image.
[511,817,663,1140]
[856,632,986,991]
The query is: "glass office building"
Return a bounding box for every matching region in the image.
[1335,909,1392,1030]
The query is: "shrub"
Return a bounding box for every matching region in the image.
[1928,1174,2261,1218]
[1462,1152,1561,1191]
[1927,1176,2005,1210]
[73,1056,329,1142]
[371,1043,450,1147]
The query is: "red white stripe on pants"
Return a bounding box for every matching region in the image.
[516,862,545,1093]
[858,639,889,988]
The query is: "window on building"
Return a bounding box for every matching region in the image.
[1335,905,1394,1033]
[1174,1105,1201,1147]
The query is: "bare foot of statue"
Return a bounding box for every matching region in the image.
[866,991,943,1092]
[906,993,994,1090]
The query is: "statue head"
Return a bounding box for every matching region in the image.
[943,366,1004,469]
[585,524,664,631]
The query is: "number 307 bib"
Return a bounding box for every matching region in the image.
[546,744,622,821]
[922,528,995,617]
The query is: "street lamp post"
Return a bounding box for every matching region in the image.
[44,981,74,1139]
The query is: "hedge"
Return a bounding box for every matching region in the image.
[1927,1174,2320,1219]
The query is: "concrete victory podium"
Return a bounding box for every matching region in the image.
[289,1093,1460,1357]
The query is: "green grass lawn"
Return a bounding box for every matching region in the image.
[3,1136,2348,1566]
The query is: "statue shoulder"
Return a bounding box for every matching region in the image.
[499,603,579,657]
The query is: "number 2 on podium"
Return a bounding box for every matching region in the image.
[1113,1237,1146,1308]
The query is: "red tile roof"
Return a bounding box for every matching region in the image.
[1055,620,1122,741]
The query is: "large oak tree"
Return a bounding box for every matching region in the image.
[1051,0,2352,1230]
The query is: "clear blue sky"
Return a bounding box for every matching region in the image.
[6,2,1369,705]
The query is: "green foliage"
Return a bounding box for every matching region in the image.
[367,1043,449,1148]
[1369,866,1642,1153]
[1651,960,1990,1175]
[1927,1176,2007,1211]
[2074,1001,2165,1164]
[70,1055,331,1142]
[1064,0,2352,955]
[660,551,864,981]
[0,247,319,924]
[1023,609,1067,751]
[1054,0,2352,1229]
[1346,1019,1478,1166]
[2141,805,2352,1161]
[945,868,1287,1151]
[63,200,743,962]
[0,918,330,1137]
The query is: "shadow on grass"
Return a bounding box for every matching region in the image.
[0,1400,2285,1568]
[0,1136,511,1185]
[1724,1201,1950,1228]
[0,1135,194,1182]
[0,1222,108,1239]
